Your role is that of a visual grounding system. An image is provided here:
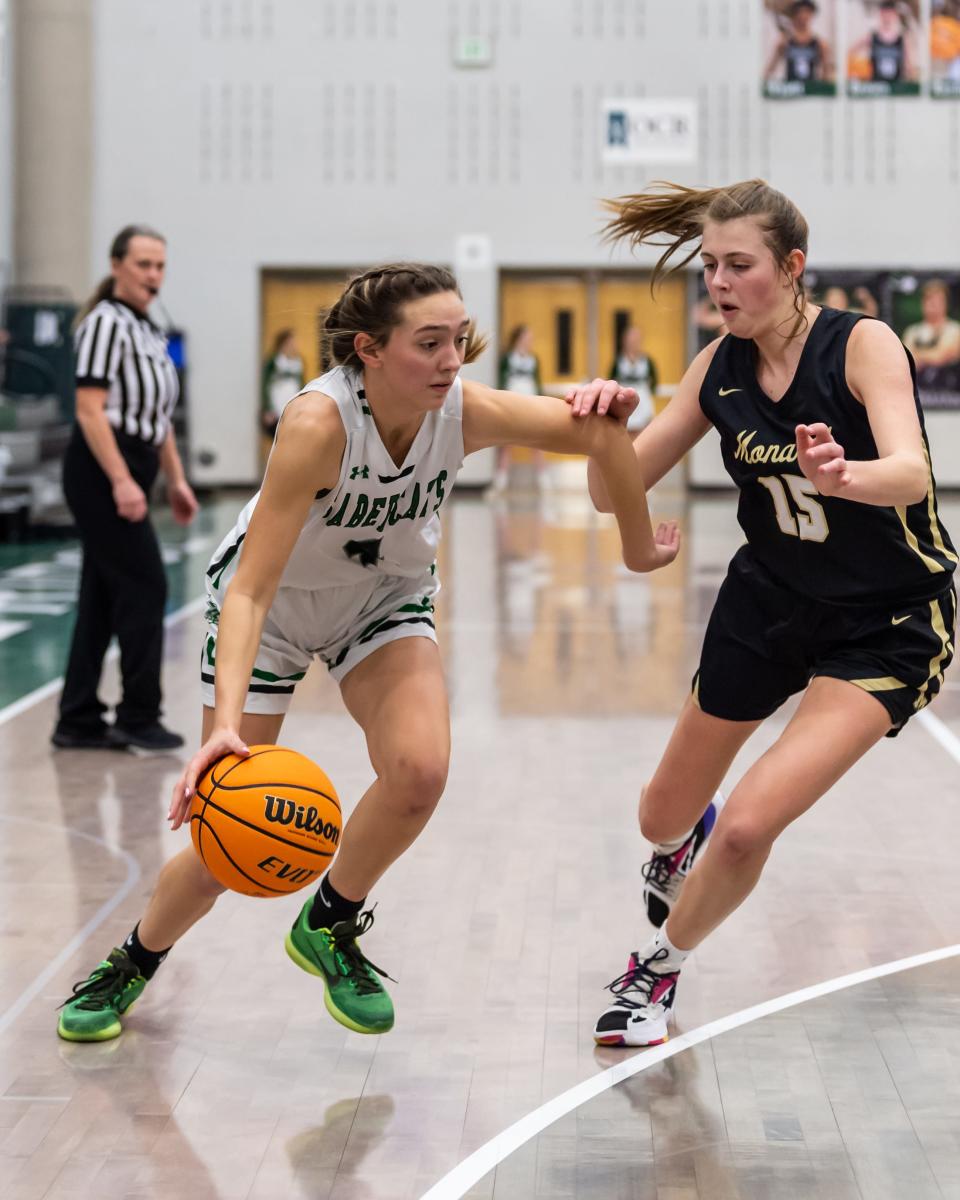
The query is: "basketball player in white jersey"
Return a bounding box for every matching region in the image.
[58,262,679,1043]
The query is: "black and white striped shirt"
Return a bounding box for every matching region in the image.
[74,298,179,446]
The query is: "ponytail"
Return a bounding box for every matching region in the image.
[604,179,811,337]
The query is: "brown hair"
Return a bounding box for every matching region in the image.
[922,278,949,301]
[322,263,487,371]
[271,328,297,356]
[604,179,810,337]
[78,224,166,320]
[505,324,530,353]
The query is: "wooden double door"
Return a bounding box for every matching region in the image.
[261,269,689,398]
[499,272,688,397]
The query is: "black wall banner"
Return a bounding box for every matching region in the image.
[762,0,838,97]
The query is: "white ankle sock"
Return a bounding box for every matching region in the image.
[651,790,724,854]
[653,826,695,854]
[642,923,691,972]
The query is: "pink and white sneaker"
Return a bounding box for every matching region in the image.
[642,791,724,928]
[593,947,679,1047]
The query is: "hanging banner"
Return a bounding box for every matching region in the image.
[806,269,885,320]
[762,0,838,97]
[932,1,960,97]
[846,0,921,96]
[891,274,960,410]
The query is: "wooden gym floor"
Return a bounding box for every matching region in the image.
[1,472,959,1199]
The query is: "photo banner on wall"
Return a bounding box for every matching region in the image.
[762,0,837,97]
[932,1,960,97]
[806,269,886,320]
[846,0,921,96]
[889,274,960,410]
[695,268,960,412]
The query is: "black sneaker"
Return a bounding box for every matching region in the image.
[52,724,129,750]
[112,723,185,751]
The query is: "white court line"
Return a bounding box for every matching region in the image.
[917,708,960,764]
[419,942,960,1200]
[0,595,206,1035]
[421,706,960,1199]
[0,818,142,1038]
[0,595,207,728]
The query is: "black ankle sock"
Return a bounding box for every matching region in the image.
[121,923,171,981]
[309,873,365,929]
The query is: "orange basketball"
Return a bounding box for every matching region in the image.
[190,745,341,898]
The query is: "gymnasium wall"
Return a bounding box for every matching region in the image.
[0,0,13,293]
[32,1,960,481]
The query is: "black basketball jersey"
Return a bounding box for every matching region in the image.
[871,32,904,81]
[785,37,822,82]
[699,308,956,606]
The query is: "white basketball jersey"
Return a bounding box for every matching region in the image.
[207,365,464,597]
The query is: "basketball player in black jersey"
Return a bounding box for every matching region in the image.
[850,0,918,86]
[568,179,956,1046]
[763,1,834,88]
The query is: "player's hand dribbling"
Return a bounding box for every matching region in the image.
[566,378,640,425]
[796,423,852,496]
[169,728,250,831]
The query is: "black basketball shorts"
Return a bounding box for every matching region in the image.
[693,549,956,737]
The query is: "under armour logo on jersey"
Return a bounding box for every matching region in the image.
[344,537,382,567]
[350,465,370,480]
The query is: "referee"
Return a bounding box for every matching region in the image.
[52,225,198,751]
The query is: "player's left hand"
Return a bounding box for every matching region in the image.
[168,479,200,525]
[796,423,852,496]
[566,378,639,424]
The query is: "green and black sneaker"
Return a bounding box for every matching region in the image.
[285,903,395,1035]
[57,948,147,1042]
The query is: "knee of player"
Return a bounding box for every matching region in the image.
[379,750,448,815]
[710,813,772,863]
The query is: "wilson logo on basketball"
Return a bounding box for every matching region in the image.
[264,795,341,844]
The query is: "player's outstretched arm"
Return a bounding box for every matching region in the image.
[169,393,345,828]
[567,345,717,512]
[462,380,678,572]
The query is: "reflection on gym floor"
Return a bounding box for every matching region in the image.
[1,480,959,1199]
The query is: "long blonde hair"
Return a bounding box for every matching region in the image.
[604,179,810,337]
[322,263,487,370]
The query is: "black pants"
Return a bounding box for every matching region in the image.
[57,427,167,732]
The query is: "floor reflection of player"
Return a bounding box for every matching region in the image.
[763,1,834,84]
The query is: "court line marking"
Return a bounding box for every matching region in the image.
[422,708,960,1200]
[917,708,960,764]
[419,941,960,1200]
[0,596,207,728]
[0,595,206,1038]
[0,817,142,1038]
